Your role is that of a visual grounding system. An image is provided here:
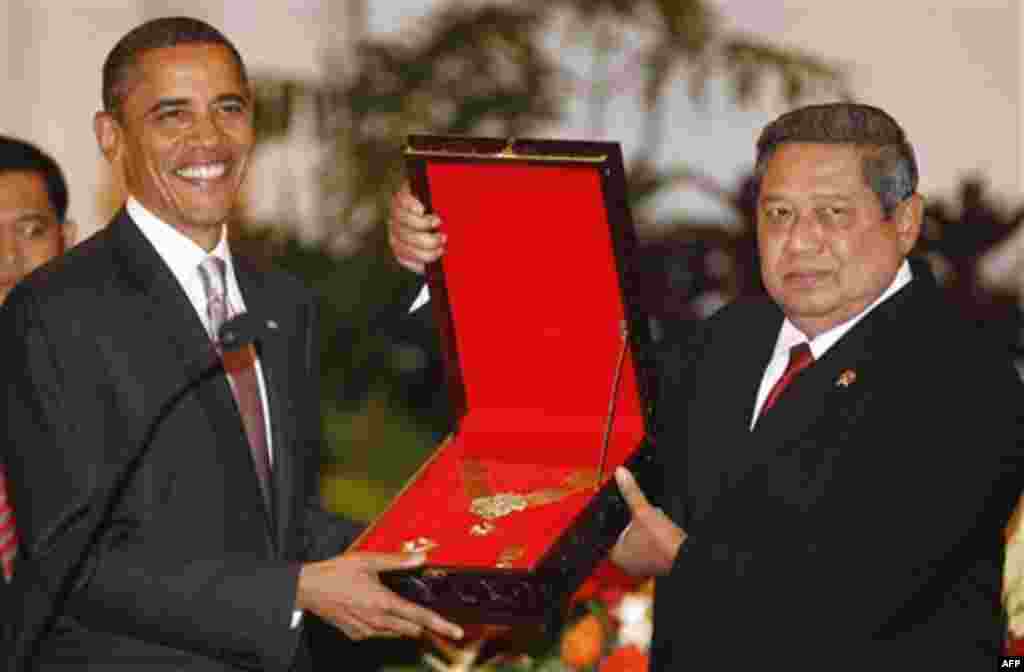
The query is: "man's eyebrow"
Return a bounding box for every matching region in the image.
[9,212,56,227]
[17,209,54,219]
[809,193,855,202]
[213,93,248,106]
[760,191,855,203]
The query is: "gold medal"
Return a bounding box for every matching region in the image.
[470,492,528,520]
[462,460,600,521]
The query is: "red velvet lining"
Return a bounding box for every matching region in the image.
[354,160,645,569]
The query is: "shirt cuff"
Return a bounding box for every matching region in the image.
[291,609,303,630]
[616,522,633,545]
[409,284,430,313]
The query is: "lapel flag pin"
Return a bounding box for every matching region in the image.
[836,369,857,387]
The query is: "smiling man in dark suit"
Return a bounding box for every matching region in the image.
[388,103,1024,667]
[1,16,460,671]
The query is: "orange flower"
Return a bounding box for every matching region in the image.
[600,644,648,672]
[560,613,605,669]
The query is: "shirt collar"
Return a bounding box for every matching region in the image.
[773,259,913,361]
[127,197,233,292]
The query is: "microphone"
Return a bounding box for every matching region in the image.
[9,313,270,670]
[217,311,272,352]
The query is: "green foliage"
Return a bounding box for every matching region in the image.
[346,5,562,136]
[719,38,850,105]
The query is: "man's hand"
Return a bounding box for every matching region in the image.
[610,467,686,577]
[296,551,463,641]
[388,183,445,274]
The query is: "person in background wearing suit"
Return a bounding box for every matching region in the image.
[388,103,1024,667]
[0,136,77,585]
[0,136,77,586]
[1,16,461,671]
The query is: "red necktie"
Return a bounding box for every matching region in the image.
[0,466,17,581]
[760,342,814,417]
[198,257,273,509]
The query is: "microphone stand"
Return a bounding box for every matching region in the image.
[8,313,269,671]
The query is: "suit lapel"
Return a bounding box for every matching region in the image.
[108,210,216,379]
[735,276,924,500]
[684,266,937,537]
[234,258,296,553]
[752,337,871,443]
[107,211,276,546]
[683,300,780,524]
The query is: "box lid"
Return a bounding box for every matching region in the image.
[407,135,654,469]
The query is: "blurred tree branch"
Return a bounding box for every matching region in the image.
[248,0,847,246]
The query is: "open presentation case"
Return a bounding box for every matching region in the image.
[351,135,658,628]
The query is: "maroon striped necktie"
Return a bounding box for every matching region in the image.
[198,256,273,509]
[760,342,814,418]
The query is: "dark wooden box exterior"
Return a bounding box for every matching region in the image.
[379,443,656,629]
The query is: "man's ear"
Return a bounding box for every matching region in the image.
[93,111,121,164]
[60,218,78,251]
[897,193,924,254]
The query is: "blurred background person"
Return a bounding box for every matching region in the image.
[0,134,76,584]
[0,135,75,307]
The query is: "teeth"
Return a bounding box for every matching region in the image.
[175,163,227,180]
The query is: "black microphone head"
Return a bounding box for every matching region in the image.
[218,312,273,351]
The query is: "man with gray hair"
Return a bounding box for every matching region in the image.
[389,102,1024,666]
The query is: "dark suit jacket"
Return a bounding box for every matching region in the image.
[0,210,360,670]
[647,262,1024,669]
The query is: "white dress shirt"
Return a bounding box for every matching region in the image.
[750,260,913,428]
[409,283,430,313]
